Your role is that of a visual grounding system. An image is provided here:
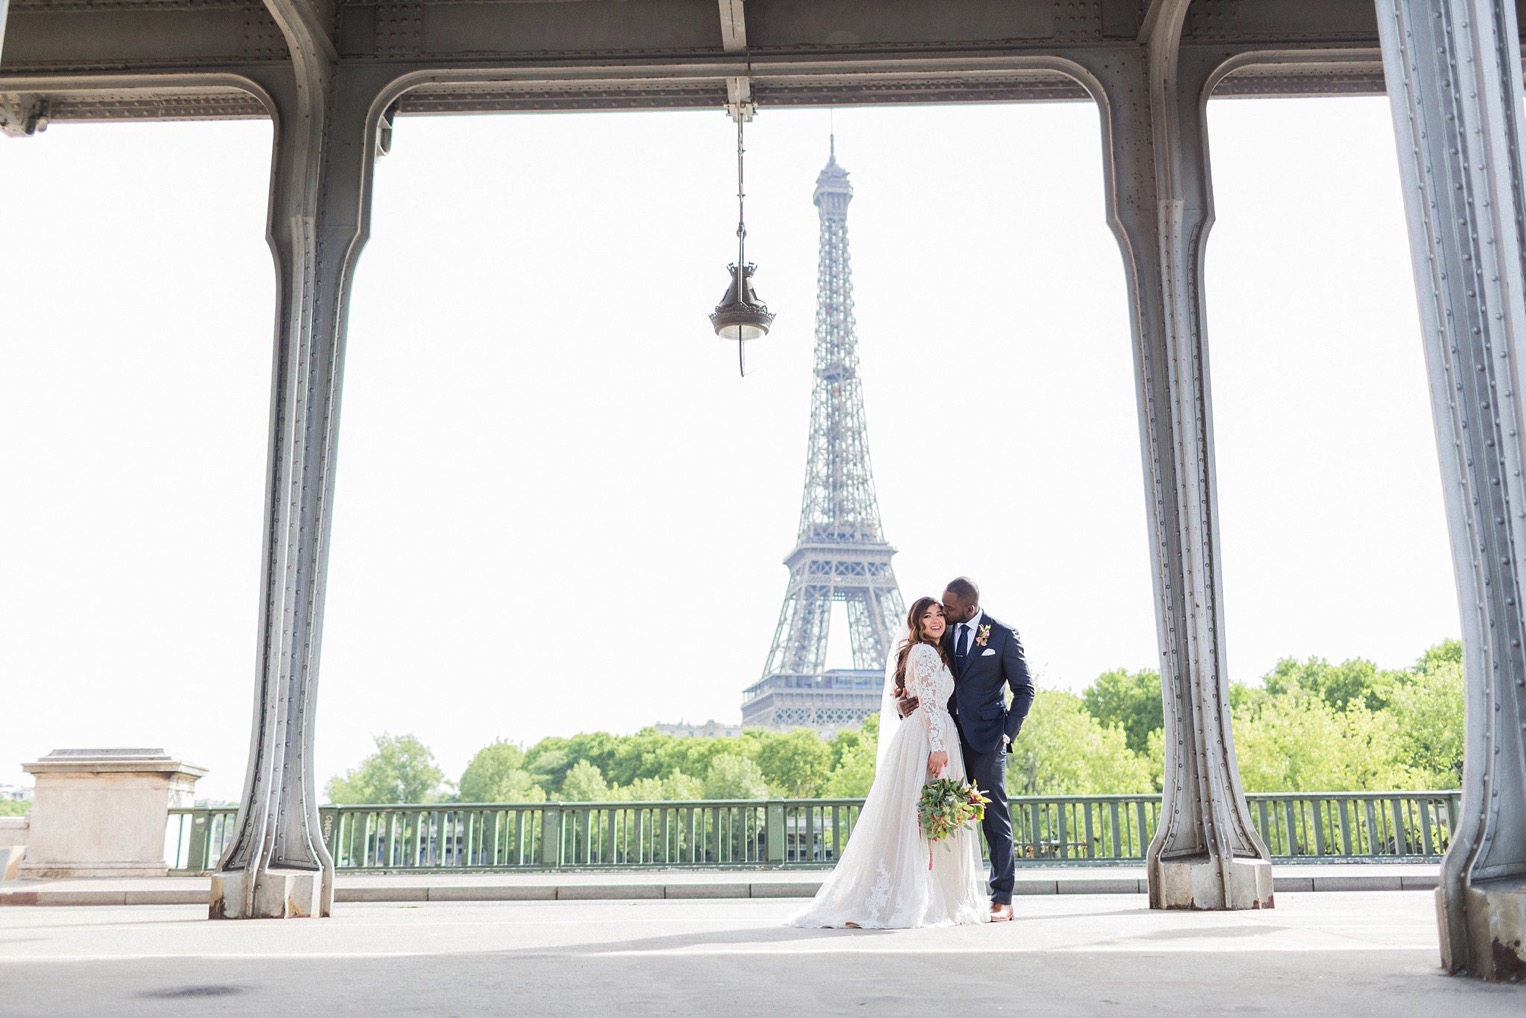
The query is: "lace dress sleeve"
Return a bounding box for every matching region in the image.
[908,644,945,753]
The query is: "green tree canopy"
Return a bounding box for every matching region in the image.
[459,740,545,803]
[1261,655,1399,713]
[752,729,834,798]
[822,714,879,798]
[1081,667,1163,755]
[1414,638,1463,674]
[1009,691,1155,795]
[613,771,704,802]
[603,729,683,787]
[1230,690,1422,792]
[325,733,445,804]
[560,759,610,801]
[442,638,1464,805]
[702,752,769,799]
[523,740,576,793]
[1384,658,1465,787]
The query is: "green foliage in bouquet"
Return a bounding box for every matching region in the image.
[916,777,989,855]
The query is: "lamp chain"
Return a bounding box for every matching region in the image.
[735,111,748,374]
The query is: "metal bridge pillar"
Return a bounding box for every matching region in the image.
[0,0,49,139]
[209,3,380,919]
[1377,0,1526,980]
[1088,2,1274,911]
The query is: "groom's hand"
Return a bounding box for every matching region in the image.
[897,694,919,718]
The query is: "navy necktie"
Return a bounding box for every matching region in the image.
[955,623,969,668]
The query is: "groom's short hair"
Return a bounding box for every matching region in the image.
[945,576,979,603]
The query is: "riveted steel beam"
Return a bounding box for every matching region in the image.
[0,92,46,135]
[209,0,386,922]
[717,0,751,116]
[1081,0,1274,911]
[0,0,1436,122]
[1376,0,1526,982]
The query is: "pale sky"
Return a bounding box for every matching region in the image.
[0,96,1457,801]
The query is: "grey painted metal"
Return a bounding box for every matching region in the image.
[742,144,905,734]
[0,0,45,141]
[0,1,1433,125]
[1077,4,1273,911]
[1375,0,1526,981]
[167,790,1464,875]
[0,92,45,136]
[207,1,381,920]
[717,0,751,113]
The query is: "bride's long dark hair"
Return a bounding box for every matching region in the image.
[893,596,951,697]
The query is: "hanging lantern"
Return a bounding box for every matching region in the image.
[710,261,775,342]
[709,103,774,374]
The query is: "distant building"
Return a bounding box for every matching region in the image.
[0,784,33,802]
[654,719,743,740]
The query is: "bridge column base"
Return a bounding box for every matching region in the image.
[1438,881,1526,981]
[1151,855,1273,911]
[210,867,331,920]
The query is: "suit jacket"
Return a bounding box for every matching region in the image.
[943,612,1035,755]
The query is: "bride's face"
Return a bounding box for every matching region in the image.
[920,604,947,641]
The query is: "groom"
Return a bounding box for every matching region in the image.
[907,576,1034,922]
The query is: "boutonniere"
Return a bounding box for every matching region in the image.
[975,624,992,648]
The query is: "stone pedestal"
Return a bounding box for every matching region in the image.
[1437,881,1526,983]
[19,748,205,878]
[210,867,328,919]
[1153,855,1274,911]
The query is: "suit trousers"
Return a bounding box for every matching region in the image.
[961,739,1014,904]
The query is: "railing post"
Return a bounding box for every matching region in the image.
[765,800,786,866]
[540,806,561,868]
[186,809,210,872]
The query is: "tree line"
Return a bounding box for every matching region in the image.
[324,639,1464,805]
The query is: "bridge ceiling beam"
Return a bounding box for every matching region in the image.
[1377,0,1526,983]
[717,0,750,112]
[262,0,338,64]
[0,0,1452,121]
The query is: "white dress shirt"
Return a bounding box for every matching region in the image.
[956,610,1007,743]
[955,610,985,655]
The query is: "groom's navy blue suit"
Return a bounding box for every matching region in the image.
[944,613,1034,906]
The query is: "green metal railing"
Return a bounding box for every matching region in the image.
[166,790,1462,875]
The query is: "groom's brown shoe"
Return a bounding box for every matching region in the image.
[989,903,1014,922]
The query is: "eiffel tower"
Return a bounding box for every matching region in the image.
[741,141,906,734]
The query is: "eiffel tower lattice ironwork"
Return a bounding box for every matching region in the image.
[742,142,906,733]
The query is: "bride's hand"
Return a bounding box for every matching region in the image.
[928,750,948,777]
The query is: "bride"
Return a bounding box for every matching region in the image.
[790,596,989,929]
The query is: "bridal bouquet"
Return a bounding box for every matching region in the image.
[916,778,990,869]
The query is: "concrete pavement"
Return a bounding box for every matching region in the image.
[0,863,1443,907]
[0,891,1521,1016]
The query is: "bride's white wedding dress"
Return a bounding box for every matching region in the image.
[790,642,989,929]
